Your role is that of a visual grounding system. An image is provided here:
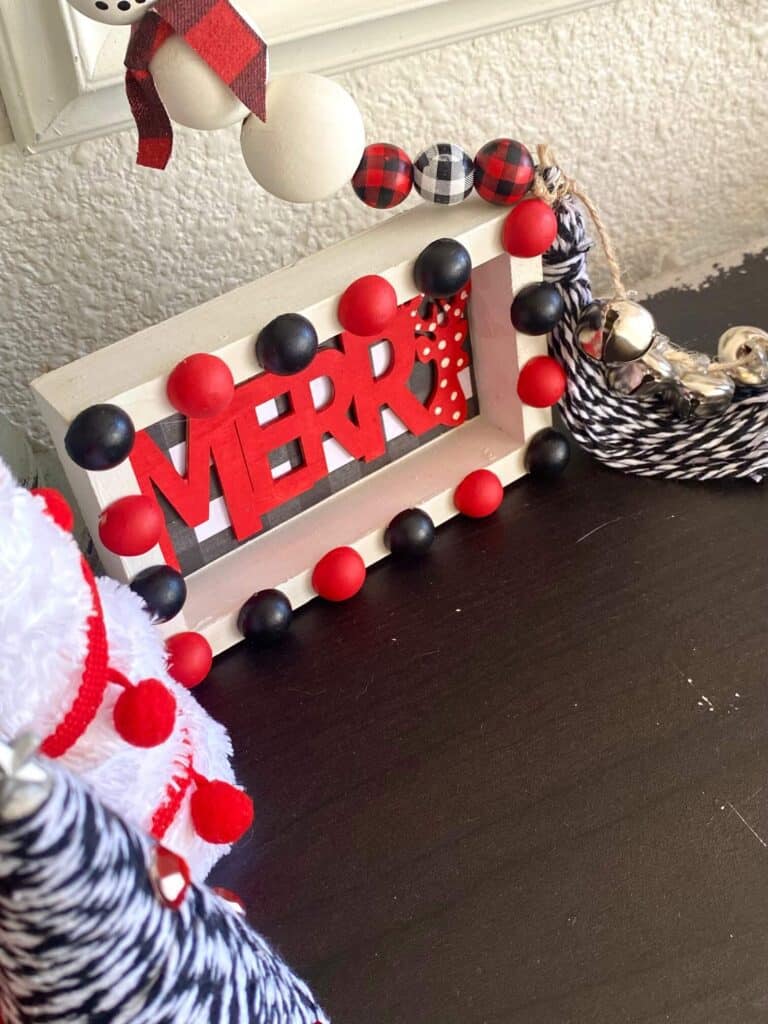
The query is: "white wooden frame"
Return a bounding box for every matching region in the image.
[0,0,612,154]
[33,198,550,653]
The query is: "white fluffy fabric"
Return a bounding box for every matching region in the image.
[0,459,238,880]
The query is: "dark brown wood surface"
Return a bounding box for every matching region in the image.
[203,254,768,1024]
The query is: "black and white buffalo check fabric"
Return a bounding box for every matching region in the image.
[146,325,479,576]
[413,143,475,205]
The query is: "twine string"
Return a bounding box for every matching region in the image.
[533,144,627,300]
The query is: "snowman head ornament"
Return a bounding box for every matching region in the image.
[67,0,160,25]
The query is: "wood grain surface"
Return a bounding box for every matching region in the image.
[203,252,768,1024]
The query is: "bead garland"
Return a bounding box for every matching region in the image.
[67,0,550,215]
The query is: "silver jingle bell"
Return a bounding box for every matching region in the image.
[663,370,735,420]
[576,298,656,363]
[716,326,768,387]
[606,344,676,397]
[654,334,711,374]
[717,325,768,362]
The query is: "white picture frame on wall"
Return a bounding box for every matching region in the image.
[0,0,611,155]
[32,198,550,654]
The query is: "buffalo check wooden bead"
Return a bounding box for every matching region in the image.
[474,139,535,206]
[352,143,414,209]
[413,143,475,205]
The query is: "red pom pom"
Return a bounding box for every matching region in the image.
[338,275,398,337]
[167,354,235,419]
[113,679,176,748]
[98,495,163,556]
[454,469,504,518]
[191,779,254,845]
[165,632,213,689]
[312,546,366,602]
[31,488,74,532]
[517,355,567,408]
[502,199,558,258]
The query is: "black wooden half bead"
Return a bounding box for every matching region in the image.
[414,238,472,298]
[64,404,136,471]
[385,508,436,558]
[238,588,293,643]
[511,282,565,335]
[130,565,187,624]
[256,313,319,376]
[524,427,571,480]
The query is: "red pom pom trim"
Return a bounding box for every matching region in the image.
[30,487,74,532]
[190,777,254,845]
[454,469,504,518]
[112,676,176,749]
[312,546,366,602]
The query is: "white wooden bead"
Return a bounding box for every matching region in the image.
[240,73,365,204]
[150,35,249,131]
[66,0,159,25]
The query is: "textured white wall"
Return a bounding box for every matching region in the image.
[1,0,766,442]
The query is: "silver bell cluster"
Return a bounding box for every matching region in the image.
[576,298,768,419]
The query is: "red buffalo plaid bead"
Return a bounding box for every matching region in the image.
[352,143,414,209]
[474,138,535,206]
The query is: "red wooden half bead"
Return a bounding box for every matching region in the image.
[167,354,234,419]
[338,275,398,337]
[517,355,567,408]
[99,495,163,556]
[166,632,213,689]
[312,546,366,602]
[454,469,504,518]
[502,198,558,258]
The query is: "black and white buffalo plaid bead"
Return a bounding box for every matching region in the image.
[474,138,535,205]
[352,143,414,209]
[413,143,475,205]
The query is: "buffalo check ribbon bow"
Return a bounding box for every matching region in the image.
[124,0,268,170]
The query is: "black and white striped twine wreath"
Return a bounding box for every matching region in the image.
[544,184,768,483]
